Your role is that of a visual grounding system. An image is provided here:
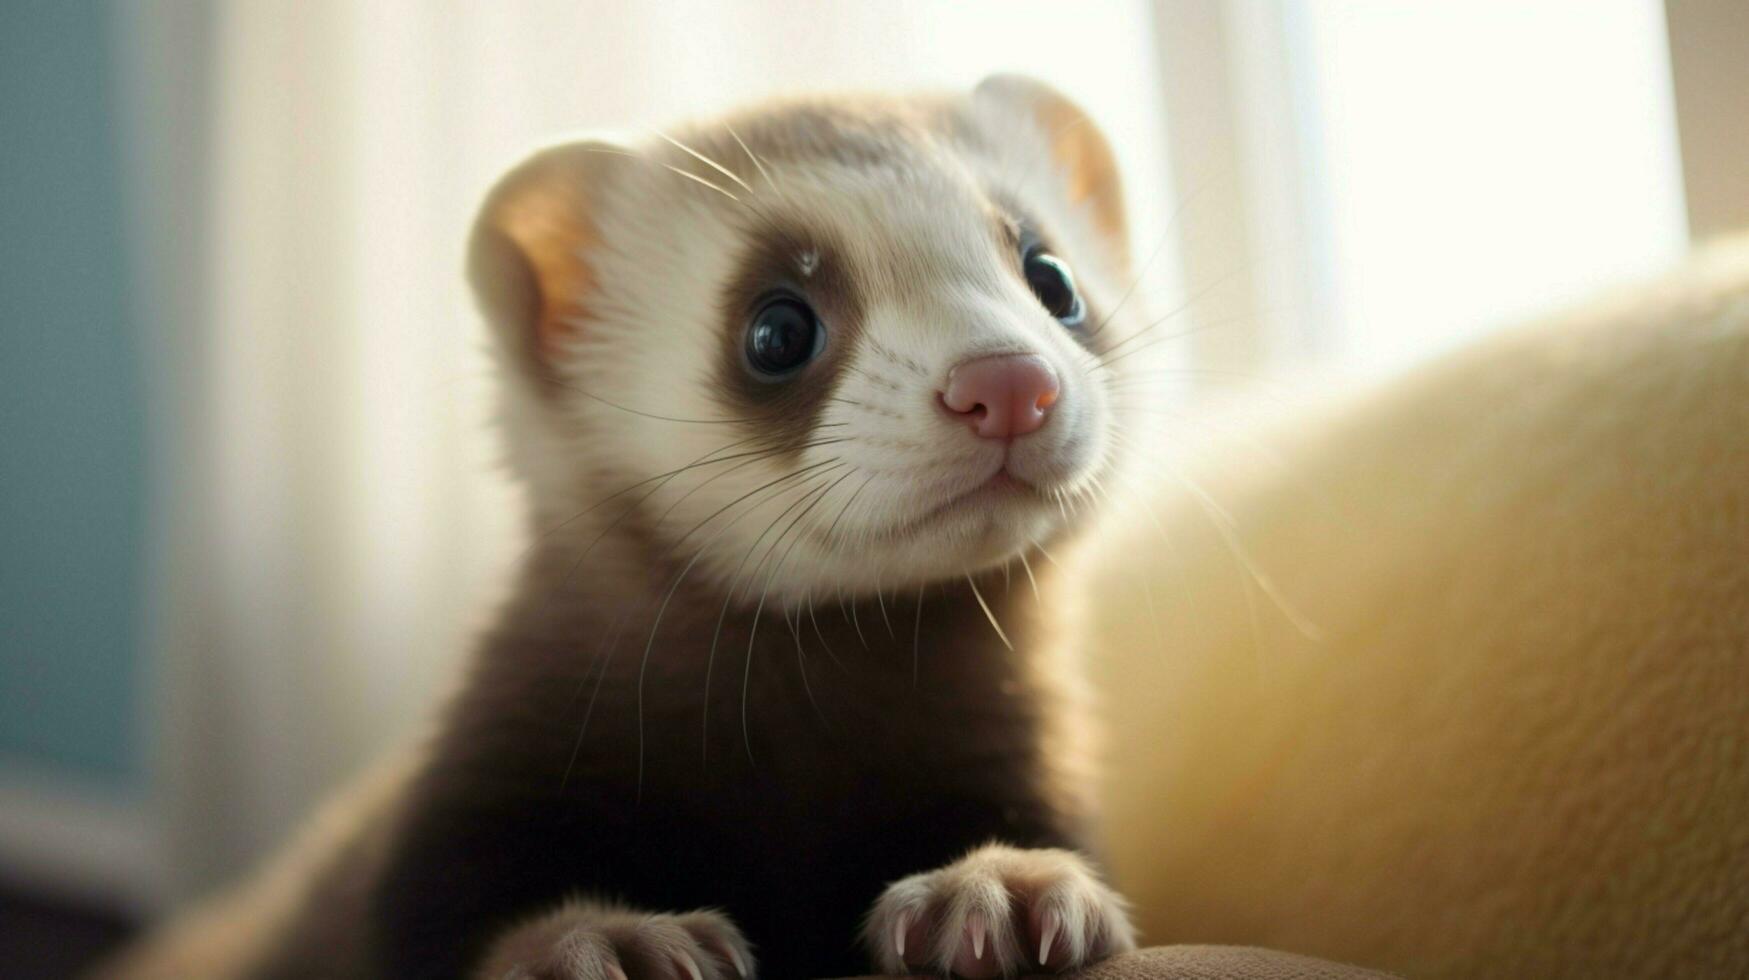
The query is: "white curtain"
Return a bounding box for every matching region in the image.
[143,0,1179,898]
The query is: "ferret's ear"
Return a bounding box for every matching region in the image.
[972,75,1128,266]
[468,138,630,382]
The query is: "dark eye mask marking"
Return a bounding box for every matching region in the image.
[714,220,864,460]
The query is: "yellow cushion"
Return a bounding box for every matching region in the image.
[1089,238,1749,978]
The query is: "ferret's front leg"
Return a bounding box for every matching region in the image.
[475,900,753,980]
[862,843,1136,977]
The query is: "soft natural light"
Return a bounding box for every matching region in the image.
[8,4,1749,975]
[1288,0,1688,370]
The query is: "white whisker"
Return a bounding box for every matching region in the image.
[1174,472,1323,642]
[654,129,755,195]
[1018,551,1041,605]
[660,162,742,204]
[964,574,1013,651]
[725,122,781,194]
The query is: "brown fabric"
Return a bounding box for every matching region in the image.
[833,945,1396,979]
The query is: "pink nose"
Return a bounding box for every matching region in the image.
[940,354,1061,439]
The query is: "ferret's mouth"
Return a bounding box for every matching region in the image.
[902,467,1049,533]
[806,466,1052,555]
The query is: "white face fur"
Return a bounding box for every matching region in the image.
[474,78,1151,608]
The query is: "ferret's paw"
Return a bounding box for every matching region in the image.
[479,903,753,980]
[862,844,1136,977]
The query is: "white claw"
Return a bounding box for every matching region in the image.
[1039,908,1061,965]
[726,945,749,978]
[606,964,629,980]
[968,912,987,960]
[894,908,912,960]
[676,952,705,980]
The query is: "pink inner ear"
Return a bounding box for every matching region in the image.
[1016,98,1127,266]
[491,177,601,362]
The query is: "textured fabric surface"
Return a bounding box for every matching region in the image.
[834,945,1395,979]
[1090,237,1749,977]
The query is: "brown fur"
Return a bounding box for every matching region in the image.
[204,545,1092,979]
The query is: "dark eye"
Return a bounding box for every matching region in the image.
[1023,245,1086,328]
[745,295,824,379]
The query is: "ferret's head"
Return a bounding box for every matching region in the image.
[471,76,1150,604]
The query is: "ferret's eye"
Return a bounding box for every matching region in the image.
[1023,246,1086,329]
[745,295,824,379]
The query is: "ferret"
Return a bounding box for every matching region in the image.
[101,74,1158,980]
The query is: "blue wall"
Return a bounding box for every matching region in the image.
[0,1,145,789]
